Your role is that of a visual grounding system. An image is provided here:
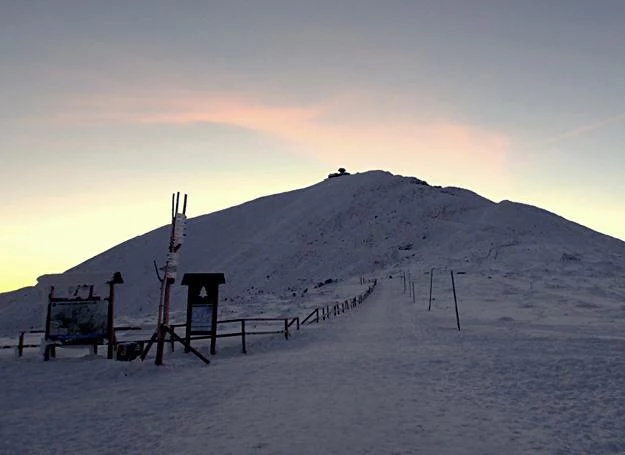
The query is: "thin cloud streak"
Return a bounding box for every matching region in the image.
[545,114,625,145]
[53,91,510,181]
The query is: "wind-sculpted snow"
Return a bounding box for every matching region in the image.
[1,170,624,335]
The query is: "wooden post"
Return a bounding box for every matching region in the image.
[412,281,416,304]
[284,319,289,340]
[17,332,24,357]
[428,268,434,311]
[241,320,247,354]
[155,278,173,365]
[210,327,217,355]
[107,281,115,359]
[451,270,461,331]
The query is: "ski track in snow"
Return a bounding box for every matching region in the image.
[2,279,625,454]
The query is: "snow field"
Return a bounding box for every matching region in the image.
[2,277,625,454]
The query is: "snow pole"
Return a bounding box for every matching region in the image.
[451,270,461,331]
[428,268,434,311]
[403,271,406,294]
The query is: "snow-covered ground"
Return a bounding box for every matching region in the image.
[2,276,625,454]
[2,170,625,453]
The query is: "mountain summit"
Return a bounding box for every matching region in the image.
[2,170,624,334]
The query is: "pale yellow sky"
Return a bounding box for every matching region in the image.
[2,1,625,293]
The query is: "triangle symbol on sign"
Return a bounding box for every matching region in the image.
[199,287,208,298]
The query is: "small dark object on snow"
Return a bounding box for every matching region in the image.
[116,341,144,361]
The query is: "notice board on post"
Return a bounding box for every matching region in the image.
[47,297,108,343]
[38,272,124,360]
[182,273,225,355]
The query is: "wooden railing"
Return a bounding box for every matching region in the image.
[301,279,377,326]
[7,278,378,359]
[171,317,300,354]
[2,326,143,357]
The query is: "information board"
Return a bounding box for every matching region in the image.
[48,299,108,342]
[190,305,213,334]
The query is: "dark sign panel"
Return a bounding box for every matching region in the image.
[48,299,108,342]
[191,305,213,334]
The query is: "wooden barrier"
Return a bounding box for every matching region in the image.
[7,326,143,358]
[176,317,300,355]
[302,279,377,326]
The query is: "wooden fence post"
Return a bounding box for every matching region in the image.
[17,331,25,357]
[284,319,289,340]
[241,319,247,354]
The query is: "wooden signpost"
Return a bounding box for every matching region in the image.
[182,273,226,355]
[140,193,212,365]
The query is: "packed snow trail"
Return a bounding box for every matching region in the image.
[2,278,625,454]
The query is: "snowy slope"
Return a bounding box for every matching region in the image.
[1,170,624,335]
[3,279,625,454]
[3,170,625,454]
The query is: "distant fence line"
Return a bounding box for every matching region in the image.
[301,279,377,325]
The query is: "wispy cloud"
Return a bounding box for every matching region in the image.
[545,114,625,145]
[52,90,510,182]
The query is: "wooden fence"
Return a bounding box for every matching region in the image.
[6,279,378,358]
[2,326,143,357]
[301,279,377,325]
[174,317,300,354]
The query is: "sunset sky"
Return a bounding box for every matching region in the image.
[1,1,625,292]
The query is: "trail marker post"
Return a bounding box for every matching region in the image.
[141,193,211,365]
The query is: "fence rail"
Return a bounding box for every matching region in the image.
[302,279,377,326]
[3,326,143,357]
[8,278,378,359]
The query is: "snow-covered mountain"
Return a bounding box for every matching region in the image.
[2,170,624,335]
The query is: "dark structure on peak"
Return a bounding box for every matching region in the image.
[328,167,351,179]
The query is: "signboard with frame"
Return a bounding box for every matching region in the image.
[47,298,108,343]
[190,304,213,334]
[38,272,124,360]
[182,273,226,355]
